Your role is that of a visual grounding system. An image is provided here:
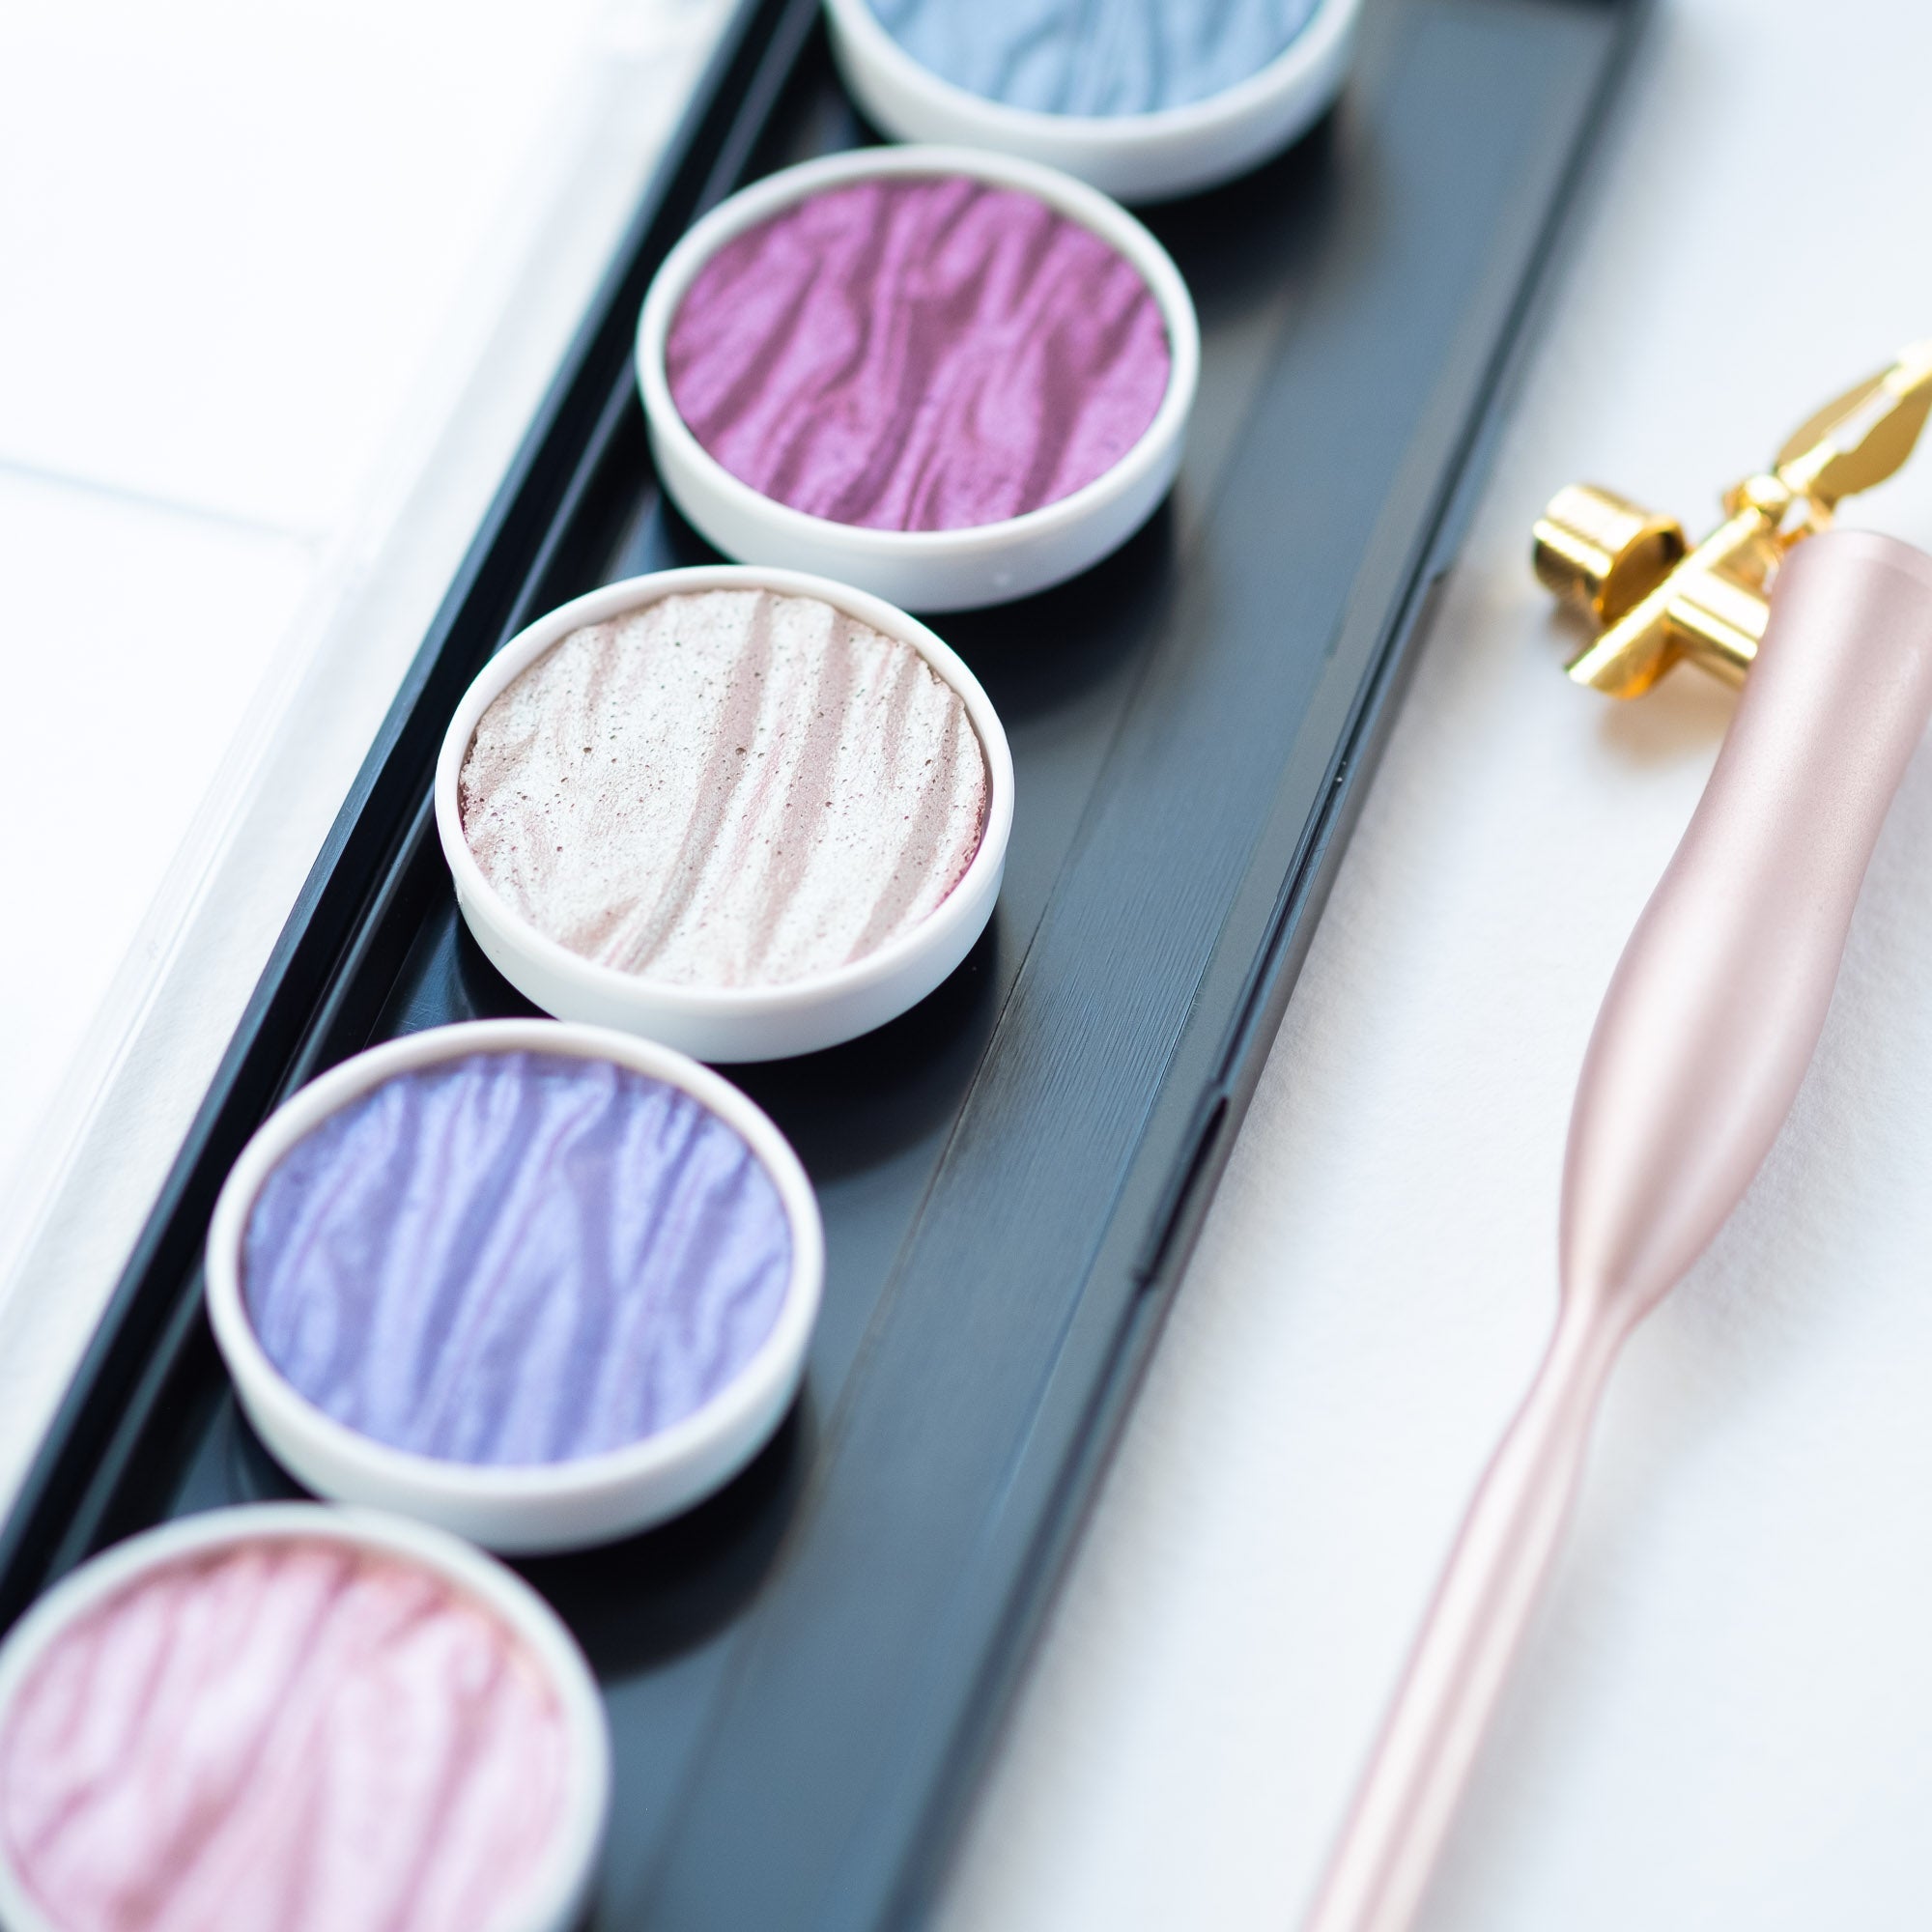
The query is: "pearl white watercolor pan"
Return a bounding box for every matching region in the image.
[0,1504,610,1932]
[635,146,1199,611]
[435,566,1013,1061]
[205,1021,824,1553]
[823,0,1361,204]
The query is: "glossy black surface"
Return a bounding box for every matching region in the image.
[0,1,1643,1924]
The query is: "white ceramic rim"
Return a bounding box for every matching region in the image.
[433,565,1014,1059]
[634,144,1200,582]
[820,0,1361,201]
[0,1503,611,1932]
[204,1021,825,1550]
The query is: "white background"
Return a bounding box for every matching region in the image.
[3,0,610,1193]
[5,2,1932,1928]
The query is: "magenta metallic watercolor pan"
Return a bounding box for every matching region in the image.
[636,146,1199,611]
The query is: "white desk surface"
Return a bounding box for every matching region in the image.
[936,2,1932,1926]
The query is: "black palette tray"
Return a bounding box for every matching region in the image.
[0,2,1642,1924]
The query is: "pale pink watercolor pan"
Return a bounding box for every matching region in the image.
[0,1506,610,1932]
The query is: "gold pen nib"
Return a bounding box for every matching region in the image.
[1775,341,1932,507]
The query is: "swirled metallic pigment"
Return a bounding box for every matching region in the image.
[459,588,988,987]
[665,176,1171,530]
[241,1051,792,1465]
[0,1538,568,1932]
[866,0,1323,117]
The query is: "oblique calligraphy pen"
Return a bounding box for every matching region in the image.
[1304,345,1932,1932]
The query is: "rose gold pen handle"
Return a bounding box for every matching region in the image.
[1302,530,1932,1932]
[1299,1305,1616,1932]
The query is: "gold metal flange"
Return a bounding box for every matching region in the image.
[1533,343,1932,697]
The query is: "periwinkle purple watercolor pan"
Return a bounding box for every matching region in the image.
[242,1051,789,1465]
[206,1024,823,1551]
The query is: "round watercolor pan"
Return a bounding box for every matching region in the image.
[822,0,1360,203]
[0,1504,610,1932]
[435,566,1013,1061]
[205,1022,824,1553]
[635,147,1199,611]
